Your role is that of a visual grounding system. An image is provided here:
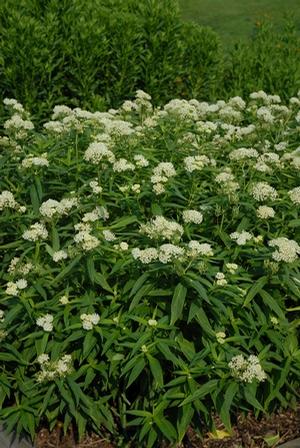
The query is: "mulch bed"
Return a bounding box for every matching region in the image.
[35,406,300,448]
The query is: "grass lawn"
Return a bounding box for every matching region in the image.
[179,0,300,45]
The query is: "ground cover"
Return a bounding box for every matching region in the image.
[0,90,300,447]
[179,0,300,44]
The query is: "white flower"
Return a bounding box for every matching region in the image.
[216,331,226,344]
[74,230,99,251]
[184,155,211,172]
[229,354,267,383]
[256,206,275,219]
[230,231,253,245]
[134,154,149,167]
[182,209,203,224]
[103,230,116,241]
[119,242,129,251]
[158,244,185,263]
[268,237,300,263]
[84,142,115,164]
[215,272,227,286]
[37,354,50,365]
[36,314,54,332]
[59,295,69,305]
[52,250,68,262]
[0,191,18,211]
[22,154,49,168]
[229,147,258,161]
[15,279,27,289]
[80,313,100,330]
[131,184,141,194]
[4,114,34,131]
[5,282,18,296]
[0,310,4,322]
[225,263,238,274]
[113,158,135,172]
[250,182,278,202]
[140,216,184,241]
[187,241,213,257]
[22,223,48,241]
[148,319,157,327]
[89,180,102,194]
[132,247,159,264]
[288,186,300,205]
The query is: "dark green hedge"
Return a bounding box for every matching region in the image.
[0,0,299,122]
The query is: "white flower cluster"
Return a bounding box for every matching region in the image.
[84,142,115,164]
[187,241,213,257]
[256,205,275,219]
[4,114,34,132]
[36,314,54,332]
[288,186,300,205]
[216,331,226,344]
[151,162,176,195]
[36,354,73,382]
[230,230,253,245]
[5,278,28,296]
[0,310,5,322]
[3,98,25,113]
[184,155,212,172]
[140,216,183,241]
[89,180,103,194]
[80,313,100,330]
[113,158,135,172]
[158,244,185,263]
[250,182,278,202]
[229,147,258,161]
[82,206,109,222]
[229,354,267,383]
[134,154,149,167]
[215,272,227,286]
[103,230,116,241]
[182,209,203,224]
[39,197,78,220]
[52,250,68,262]
[74,223,100,251]
[225,263,238,274]
[268,237,300,263]
[8,257,33,276]
[132,247,159,264]
[22,222,48,242]
[0,190,25,212]
[22,153,49,168]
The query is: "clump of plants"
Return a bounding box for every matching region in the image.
[0,0,222,121]
[0,90,300,446]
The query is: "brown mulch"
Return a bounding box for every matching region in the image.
[35,406,300,448]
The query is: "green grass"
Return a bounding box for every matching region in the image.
[179,0,300,45]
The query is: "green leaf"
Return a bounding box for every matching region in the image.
[180,379,218,406]
[130,272,149,297]
[177,404,194,442]
[243,276,268,307]
[259,290,285,319]
[153,415,177,442]
[220,382,239,431]
[147,354,164,388]
[170,283,187,325]
[126,358,146,388]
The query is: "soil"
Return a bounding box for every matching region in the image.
[34,406,300,448]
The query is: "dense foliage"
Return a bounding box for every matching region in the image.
[0,0,222,120]
[0,90,300,446]
[1,0,300,123]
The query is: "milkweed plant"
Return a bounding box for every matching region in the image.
[0,90,300,446]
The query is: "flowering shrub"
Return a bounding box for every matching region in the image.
[0,90,300,446]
